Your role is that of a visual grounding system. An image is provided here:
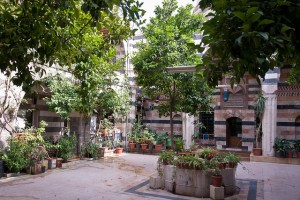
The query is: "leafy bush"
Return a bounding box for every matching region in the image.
[83,142,99,159]
[2,138,33,173]
[57,134,77,162]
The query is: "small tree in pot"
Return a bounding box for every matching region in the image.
[253,92,266,156]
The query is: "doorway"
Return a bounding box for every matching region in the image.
[226,117,242,148]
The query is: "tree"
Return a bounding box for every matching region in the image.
[43,75,78,121]
[132,0,212,149]
[0,0,144,91]
[198,0,300,86]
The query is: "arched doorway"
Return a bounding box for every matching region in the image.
[296,116,300,140]
[226,117,242,148]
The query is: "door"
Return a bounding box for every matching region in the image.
[226,117,242,148]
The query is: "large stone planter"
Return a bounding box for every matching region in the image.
[175,168,210,197]
[160,166,236,198]
[163,165,175,192]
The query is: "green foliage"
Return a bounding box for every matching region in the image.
[132,0,212,148]
[196,147,218,160]
[57,134,77,162]
[174,138,184,152]
[224,152,241,165]
[83,142,99,159]
[176,154,205,170]
[2,138,33,173]
[288,66,300,84]
[294,141,300,152]
[273,137,289,153]
[254,92,266,147]
[101,118,114,130]
[43,76,78,120]
[198,0,300,86]
[0,0,144,91]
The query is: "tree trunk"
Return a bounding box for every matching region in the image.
[169,97,175,150]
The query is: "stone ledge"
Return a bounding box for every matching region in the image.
[250,155,300,165]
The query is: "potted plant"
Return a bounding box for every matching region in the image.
[140,134,149,150]
[273,137,289,158]
[211,153,227,169]
[2,137,33,176]
[156,133,168,151]
[148,132,156,151]
[196,147,218,160]
[174,137,184,152]
[206,161,223,187]
[253,92,266,156]
[101,118,114,136]
[176,154,205,170]
[115,140,123,154]
[56,134,77,163]
[84,142,99,160]
[286,140,295,158]
[294,141,300,158]
[157,150,175,176]
[224,152,240,168]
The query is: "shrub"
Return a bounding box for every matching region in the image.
[57,134,77,162]
[2,138,33,173]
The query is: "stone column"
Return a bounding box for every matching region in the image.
[262,69,279,156]
[182,113,194,149]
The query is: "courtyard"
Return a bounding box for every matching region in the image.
[0,153,300,200]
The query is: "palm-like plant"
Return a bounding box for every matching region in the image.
[254,92,266,148]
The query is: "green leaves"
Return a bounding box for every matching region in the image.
[199,0,300,86]
[0,0,144,91]
[132,0,212,118]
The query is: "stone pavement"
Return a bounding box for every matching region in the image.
[0,154,299,200]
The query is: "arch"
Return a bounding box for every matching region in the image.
[296,115,300,140]
[226,117,242,148]
[173,114,181,120]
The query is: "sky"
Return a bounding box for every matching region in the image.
[139,0,197,24]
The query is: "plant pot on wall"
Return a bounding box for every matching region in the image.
[252,148,262,156]
[211,175,223,187]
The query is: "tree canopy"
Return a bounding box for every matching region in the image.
[198,0,300,86]
[0,0,144,91]
[132,0,212,148]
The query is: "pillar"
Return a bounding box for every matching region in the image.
[182,113,194,148]
[262,69,279,156]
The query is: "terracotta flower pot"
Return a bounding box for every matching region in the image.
[129,143,136,150]
[115,147,123,154]
[212,175,223,187]
[56,158,63,168]
[252,148,262,156]
[155,144,162,152]
[141,144,148,150]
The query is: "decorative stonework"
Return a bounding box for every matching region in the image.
[277,84,300,97]
[223,110,246,120]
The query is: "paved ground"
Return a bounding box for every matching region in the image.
[0,153,300,200]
